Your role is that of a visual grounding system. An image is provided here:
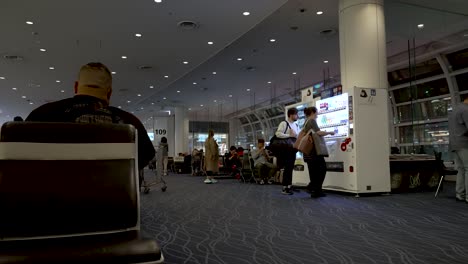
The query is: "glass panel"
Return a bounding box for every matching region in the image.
[393,78,449,104]
[388,58,443,86]
[254,122,262,130]
[416,78,449,99]
[400,144,450,161]
[265,106,283,117]
[447,48,468,71]
[248,114,258,122]
[396,97,451,123]
[456,72,468,91]
[239,116,249,125]
[398,122,448,145]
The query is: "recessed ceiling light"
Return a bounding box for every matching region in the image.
[137,94,142,97]
[243,11,250,16]
[164,75,169,78]
[417,24,424,29]
[267,81,272,84]
[200,104,204,107]
[56,80,61,83]
[40,48,46,52]
[214,100,217,103]
[49,66,55,70]
[269,39,276,42]
[60,90,65,93]
[163,97,167,100]
[111,72,116,75]
[149,85,154,89]
[177,90,181,93]
[213,71,217,75]
[12,87,17,90]
[121,56,127,59]
[29,102,33,105]
[26,21,34,25]
[127,100,131,103]
[188,108,191,111]
[135,33,142,37]
[292,72,297,75]
[118,106,122,109]
[21,96,26,99]
[324,60,329,63]
[229,94,233,97]
[0,77,6,80]
[316,11,324,15]
[246,89,251,92]
[208,41,214,45]
[155,0,162,3]
[141,107,144,110]
[183,61,189,64]
[151,102,155,105]
[193,82,197,85]
[131,112,134,114]
[237,58,243,61]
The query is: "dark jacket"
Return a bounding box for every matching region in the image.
[26,95,155,169]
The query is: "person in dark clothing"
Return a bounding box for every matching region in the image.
[13,116,23,121]
[302,107,334,198]
[26,62,155,170]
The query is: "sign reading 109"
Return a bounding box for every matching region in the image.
[155,129,167,135]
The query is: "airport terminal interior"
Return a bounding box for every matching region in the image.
[1,0,468,263]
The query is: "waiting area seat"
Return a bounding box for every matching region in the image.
[0,122,163,263]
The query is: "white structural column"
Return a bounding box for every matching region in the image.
[174,107,189,155]
[339,0,387,91]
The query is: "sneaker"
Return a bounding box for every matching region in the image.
[281,187,293,195]
[204,179,212,184]
[211,179,218,183]
[311,192,327,198]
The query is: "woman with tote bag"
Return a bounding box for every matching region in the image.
[302,107,335,198]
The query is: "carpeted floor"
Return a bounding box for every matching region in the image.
[140,172,468,264]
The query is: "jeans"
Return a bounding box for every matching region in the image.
[454,149,468,201]
[255,162,277,180]
[281,148,297,186]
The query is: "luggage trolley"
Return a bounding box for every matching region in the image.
[141,150,167,194]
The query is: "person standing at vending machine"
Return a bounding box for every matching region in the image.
[303,107,334,198]
[274,108,300,195]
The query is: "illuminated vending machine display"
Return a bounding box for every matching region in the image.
[316,93,349,139]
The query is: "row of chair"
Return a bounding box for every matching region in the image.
[0,122,164,263]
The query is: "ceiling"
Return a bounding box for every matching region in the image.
[0,0,467,125]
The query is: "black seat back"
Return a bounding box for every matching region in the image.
[0,122,139,239]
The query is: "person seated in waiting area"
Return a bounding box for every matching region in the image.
[251,139,277,185]
[226,146,241,176]
[25,62,155,170]
[237,147,244,157]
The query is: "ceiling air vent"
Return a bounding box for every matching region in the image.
[138,65,153,70]
[320,29,337,37]
[244,66,256,72]
[178,21,199,30]
[3,55,24,61]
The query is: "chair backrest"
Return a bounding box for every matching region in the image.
[0,122,139,240]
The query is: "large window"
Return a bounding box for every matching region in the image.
[393,78,449,104]
[447,48,468,71]
[388,58,444,86]
[399,121,449,145]
[456,72,468,91]
[396,97,451,123]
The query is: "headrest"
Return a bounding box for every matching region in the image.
[1,122,135,143]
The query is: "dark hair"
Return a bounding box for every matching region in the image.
[13,116,23,121]
[258,139,265,143]
[462,94,468,102]
[84,62,111,76]
[230,146,237,151]
[304,106,317,117]
[287,108,298,117]
[161,137,167,143]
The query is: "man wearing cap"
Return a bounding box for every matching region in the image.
[26,62,155,170]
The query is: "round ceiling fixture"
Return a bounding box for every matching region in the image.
[177,21,199,30]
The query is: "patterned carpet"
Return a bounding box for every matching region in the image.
[140,172,468,264]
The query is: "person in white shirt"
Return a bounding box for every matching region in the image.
[274,108,300,195]
[251,139,277,185]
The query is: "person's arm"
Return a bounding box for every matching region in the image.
[275,121,289,138]
[25,102,62,122]
[308,119,334,136]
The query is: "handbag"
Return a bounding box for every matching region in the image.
[311,130,329,157]
[295,129,314,155]
[269,122,295,154]
[293,119,309,150]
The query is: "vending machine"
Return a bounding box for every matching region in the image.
[316,87,390,195]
